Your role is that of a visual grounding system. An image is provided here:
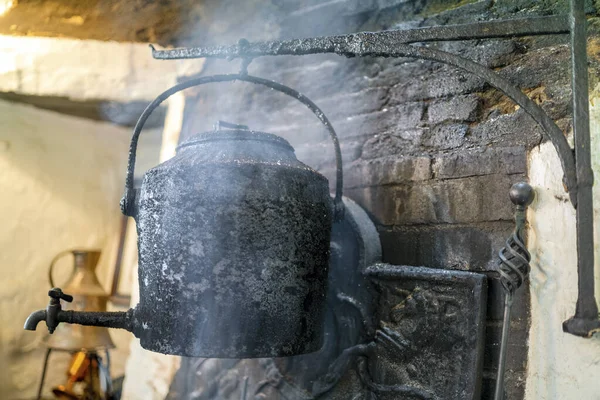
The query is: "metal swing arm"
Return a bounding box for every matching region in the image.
[151,15,570,59]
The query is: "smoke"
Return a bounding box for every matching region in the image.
[125,1,403,398]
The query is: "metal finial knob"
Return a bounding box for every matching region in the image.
[509,182,535,207]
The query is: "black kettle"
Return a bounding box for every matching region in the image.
[24,74,344,358]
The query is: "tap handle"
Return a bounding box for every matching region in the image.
[48,288,73,303]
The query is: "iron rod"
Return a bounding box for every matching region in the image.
[563,0,600,337]
[494,292,513,400]
[572,0,594,318]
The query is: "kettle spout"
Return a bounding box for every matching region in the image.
[24,309,47,331]
[23,288,137,335]
[23,309,136,334]
[58,309,136,333]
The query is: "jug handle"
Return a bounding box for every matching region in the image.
[121,73,345,221]
[48,250,75,288]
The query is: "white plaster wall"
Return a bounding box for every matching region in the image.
[525,91,600,399]
[0,33,203,399]
[0,99,131,399]
[0,35,203,102]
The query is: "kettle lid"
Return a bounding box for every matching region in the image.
[177,121,293,152]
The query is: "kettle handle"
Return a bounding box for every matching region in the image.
[48,250,75,288]
[121,74,345,221]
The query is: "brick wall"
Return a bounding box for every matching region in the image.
[178,1,576,397]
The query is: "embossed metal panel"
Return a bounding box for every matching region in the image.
[366,264,487,400]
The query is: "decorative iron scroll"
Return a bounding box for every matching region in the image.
[494,182,535,400]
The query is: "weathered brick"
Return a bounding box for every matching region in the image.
[428,94,480,124]
[250,73,389,120]
[498,45,571,89]
[361,128,426,159]
[422,123,468,150]
[378,222,513,271]
[342,156,432,188]
[361,58,426,88]
[468,39,520,68]
[270,101,424,146]
[469,109,543,148]
[422,0,493,21]
[335,101,424,138]
[433,146,526,179]
[436,39,519,69]
[346,174,518,225]
[267,123,327,147]
[286,0,377,19]
[277,57,368,98]
[295,139,363,169]
[388,65,486,104]
[281,0,377,39]
[314,87,389,119]
[539,83,572,120]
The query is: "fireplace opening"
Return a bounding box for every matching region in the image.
[3,1,600,400]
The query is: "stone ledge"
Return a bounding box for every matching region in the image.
[0,92,167,127]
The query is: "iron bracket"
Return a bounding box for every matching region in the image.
[149,0,599,337]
